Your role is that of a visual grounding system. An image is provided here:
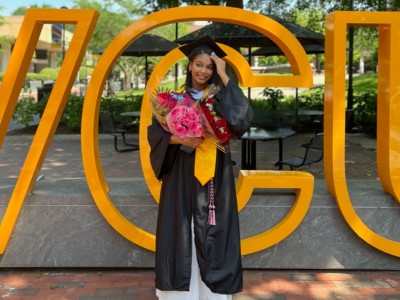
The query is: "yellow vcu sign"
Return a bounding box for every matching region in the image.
[0,7,399,257]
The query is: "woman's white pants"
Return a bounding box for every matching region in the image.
[156,220,232,300]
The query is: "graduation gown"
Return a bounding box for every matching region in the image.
[148,80,254,294]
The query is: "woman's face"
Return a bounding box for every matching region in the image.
[189,53,215,90]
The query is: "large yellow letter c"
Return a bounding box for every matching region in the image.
[81,6,313,252]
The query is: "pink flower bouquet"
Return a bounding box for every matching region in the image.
[165,101,203,138]
[150,86,233,152]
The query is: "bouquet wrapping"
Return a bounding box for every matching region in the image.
[150,85,234,152]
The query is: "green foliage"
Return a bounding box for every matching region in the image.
[12,96,37,127]
[352,73,377,92]
[100,93,143,125]
[150,23,191,42]
[250,73,378,133]
[22,67,94,84]
[259,88,285,110]
[250,88,296,129]
[61,95,84,131]
[11,4,53,15]
[298,84,324,110]
[0,34,14,53]
[353,91,377,134]
[287,7,325,35]
[39,68,59,80]
[145,0,242,12]
[158,78,186,91]
[20,92,143,132]
[2,72,50,83]
[78,66,94,81]
[73,0,142,52]
[35,95,48,117]
[26,72,53,82]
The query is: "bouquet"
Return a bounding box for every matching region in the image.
[200,97,234,144]
[166,98,203,138]
[150,85,234,152]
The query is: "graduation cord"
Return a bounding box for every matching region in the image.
[208,178,216,226]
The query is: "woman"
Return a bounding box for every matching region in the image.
[148,36,253,299]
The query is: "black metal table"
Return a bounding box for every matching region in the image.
[121,111,141,128]
[121,111,141,118]
[240,127,296,170]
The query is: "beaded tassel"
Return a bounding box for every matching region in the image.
[208,178,216,226]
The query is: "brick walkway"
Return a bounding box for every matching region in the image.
[0,269,399,299]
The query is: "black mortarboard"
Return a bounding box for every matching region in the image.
[178,36,227,58]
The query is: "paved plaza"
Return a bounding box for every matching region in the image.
[0,130,399,299]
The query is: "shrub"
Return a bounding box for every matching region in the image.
[298,84,324,110]
[39,68,59,80]
[251,88,296,129]
[353,91,377,135]
[17,92,144,133]
[62,95,84,131]
[12,96,37,127]
[100,93,143,125]
[259,88,285,110]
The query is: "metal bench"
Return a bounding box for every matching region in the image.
[99,111,139,152]
[275,133,324,170]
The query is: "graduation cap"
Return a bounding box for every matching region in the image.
[178,36,227,58]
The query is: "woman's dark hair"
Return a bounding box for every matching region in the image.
[184,45,221,91]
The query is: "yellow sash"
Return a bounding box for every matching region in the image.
[194,139,217,185]
[175,85,216,185]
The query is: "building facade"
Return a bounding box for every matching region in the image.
[0,16,72,73]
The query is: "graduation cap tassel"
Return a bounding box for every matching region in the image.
[208,178,216,226]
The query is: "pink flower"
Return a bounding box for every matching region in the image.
[189,122,203,136]
[187,108,200,121]
[181,118,192,127]
[166,101,202,138]
[170,105,186,119]
[174,125,187,137]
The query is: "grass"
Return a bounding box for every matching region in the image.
[118,77,186,96]
[351,73,377,93]
[119,72,379,96]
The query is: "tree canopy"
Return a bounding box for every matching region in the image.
[2,0,399,79]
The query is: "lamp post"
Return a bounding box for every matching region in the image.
[347,0,355,132]
[175,23,179,90]
[60,6,68,63]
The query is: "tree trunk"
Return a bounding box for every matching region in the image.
[226,0,243,8]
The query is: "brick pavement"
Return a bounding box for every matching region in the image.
[1,132,396,299]
[0,269,399,299]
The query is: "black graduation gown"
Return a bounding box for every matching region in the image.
[147,80,254,294]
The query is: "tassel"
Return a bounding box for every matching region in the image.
[208,178,216,226]
[208,207,215,226]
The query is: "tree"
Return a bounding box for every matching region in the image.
[145,0,243,12]
[72,0,144,52]
[246,0,294,16]
[11,4,53,16]
[286,8,325,72]
[71,0,146,95]
[0,15,15,56]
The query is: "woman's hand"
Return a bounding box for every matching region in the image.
[170,135,202,148]
[210,52,230,86]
